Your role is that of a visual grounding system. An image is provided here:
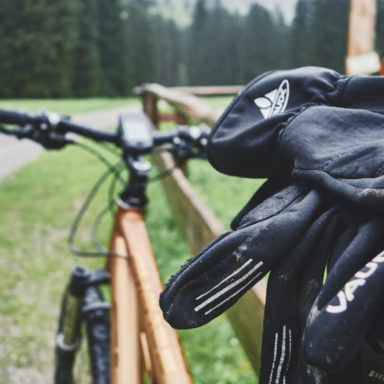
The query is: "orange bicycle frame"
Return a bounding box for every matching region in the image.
[107,205,193,384]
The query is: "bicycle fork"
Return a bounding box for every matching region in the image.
[54,266,110,384]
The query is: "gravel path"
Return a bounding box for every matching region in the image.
[0,104,141,182]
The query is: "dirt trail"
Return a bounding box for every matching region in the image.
[0,104,141,182]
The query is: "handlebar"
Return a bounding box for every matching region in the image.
[0,109,118,144]
[0,109,41,125]
[0,108,209,158]
[58,119,118,144]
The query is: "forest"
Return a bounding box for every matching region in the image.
[0,0,383,98]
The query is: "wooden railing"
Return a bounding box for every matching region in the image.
[136,83,267,376]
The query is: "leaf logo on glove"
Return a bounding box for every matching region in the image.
[326,251,384,314]
[254,79,290,119]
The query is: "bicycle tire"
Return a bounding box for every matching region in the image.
[54,284,110,384]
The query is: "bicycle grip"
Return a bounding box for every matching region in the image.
[0,109,33,125]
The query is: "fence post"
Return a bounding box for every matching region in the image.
[143,92,159,127]
[175,111,189,176]
[346,0,380,74]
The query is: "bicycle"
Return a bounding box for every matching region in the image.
[0,108,210,384]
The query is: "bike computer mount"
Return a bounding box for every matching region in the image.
[118,112,154,153]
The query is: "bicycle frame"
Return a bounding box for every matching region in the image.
[0,108,201,383]
[107,204,193,384]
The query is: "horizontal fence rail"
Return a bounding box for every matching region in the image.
[135,83,222,126]
[137,83,266,376]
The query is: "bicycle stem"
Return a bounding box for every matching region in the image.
[118,154,151,208]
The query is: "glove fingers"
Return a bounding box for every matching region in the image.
[260,207,338,384]
[160,227,266,329]
[295,210,363,383]
[304,249,384,371]
[303,354,362,384]
[362,302,384,383]
[295,209,354,330]
[260,206,348,384]
[160,187,324,329]
[312,218,384,311]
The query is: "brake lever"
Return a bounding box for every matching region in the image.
[33,129,73,150]
[0,122,72,150]
[0,124,34,140]
[0,124,15,136]
[173,124,209,159]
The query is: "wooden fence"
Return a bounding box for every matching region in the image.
[135,83,267,376]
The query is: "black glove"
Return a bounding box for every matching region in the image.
[208,66,384,179]
[160,181,384,383]
[160,183,327,329]
[303,221,384,373]
[208,67,384,209]
[259,202,384,384]
[160,66,384,382]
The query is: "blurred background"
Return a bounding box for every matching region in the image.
[0,1,383,383]
[1,0,383,99]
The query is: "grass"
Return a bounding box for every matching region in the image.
[202,95,235,111]
[0,97,263,383]
[0,98,139,115]
[187,160,264,227]
[0,144,113,381]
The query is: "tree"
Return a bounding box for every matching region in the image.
[0,0,81,98]
[124,0,156,92]
[72,0,102,97]
[188,0,208,85]
[152,16,183,86]
[0,0,27,97]
[96,0,129,96]
[201,1,242,85]
[240,4,285,81]
[309,0,350,73]
[288,0,316,68]
[0,0,354,97]
[187,0,244,85]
